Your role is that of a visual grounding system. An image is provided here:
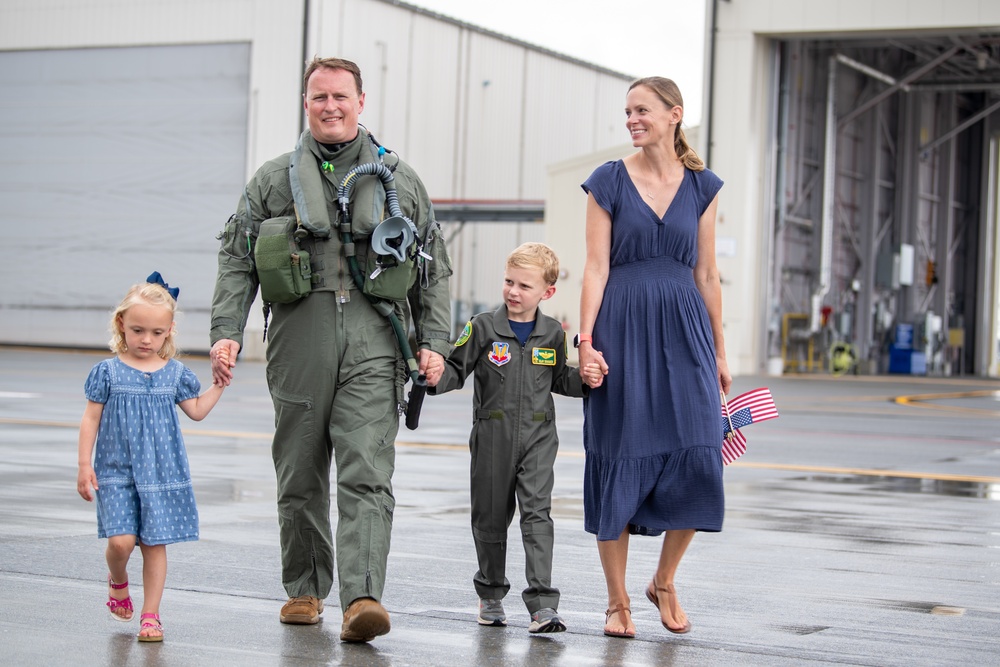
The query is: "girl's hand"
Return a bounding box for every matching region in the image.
[77,464,98,502]
[211,339,240,386]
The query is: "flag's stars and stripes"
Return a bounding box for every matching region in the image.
[720,387,779,465]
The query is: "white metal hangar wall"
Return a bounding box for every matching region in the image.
[704,0,1000,378]
[0,0,632,354]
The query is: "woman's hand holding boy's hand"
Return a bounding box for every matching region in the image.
[581,357,608,389]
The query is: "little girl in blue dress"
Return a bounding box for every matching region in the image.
[77,274,225,642]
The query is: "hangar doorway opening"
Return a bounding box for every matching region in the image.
[766,33,1000,377]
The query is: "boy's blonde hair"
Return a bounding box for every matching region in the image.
[506,242,560,286]
[109,282,179,360]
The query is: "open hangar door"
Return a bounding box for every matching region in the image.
[0,43,250,353]
[765,32,1000,377]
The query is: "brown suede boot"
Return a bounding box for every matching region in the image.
[279,596,324,624]
[340,598,391,642]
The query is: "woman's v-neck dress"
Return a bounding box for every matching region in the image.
[581,159,725,540]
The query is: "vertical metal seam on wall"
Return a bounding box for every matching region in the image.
[812,55,837,334]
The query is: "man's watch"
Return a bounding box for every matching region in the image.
[573,333,592,348]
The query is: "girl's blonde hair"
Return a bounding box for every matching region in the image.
[108,282,179,360]
[628,76,705,171]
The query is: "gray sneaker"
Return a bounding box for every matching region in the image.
[528,607,566,633]
[478,599,507,626]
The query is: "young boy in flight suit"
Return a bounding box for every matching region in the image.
[428,242,603,633]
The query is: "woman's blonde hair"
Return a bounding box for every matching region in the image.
[629,76,705,171]
[108,282,179,360]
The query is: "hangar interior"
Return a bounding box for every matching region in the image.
[768,30,1000,376]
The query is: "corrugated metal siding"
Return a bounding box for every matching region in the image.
[317,0,631,201]
[393,14,464,195]
[522,54,618,198]
[456,35,528,198]
[0,0,633,348]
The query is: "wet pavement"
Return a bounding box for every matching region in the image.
[1,347,999,666]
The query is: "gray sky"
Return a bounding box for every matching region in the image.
[407,0,709,125]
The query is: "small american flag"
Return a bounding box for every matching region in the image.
[720,387,779,465]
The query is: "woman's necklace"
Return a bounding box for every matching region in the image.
[642,162,659,199]
[642,159,680,199]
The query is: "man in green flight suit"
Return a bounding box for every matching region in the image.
[209,57,452,643]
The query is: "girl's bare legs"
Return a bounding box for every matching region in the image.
[106,535,135,620]
[651,529,696,630]
[137,543,167,639]
[597,528,635,635]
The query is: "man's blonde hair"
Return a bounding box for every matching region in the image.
[506,242,560,286]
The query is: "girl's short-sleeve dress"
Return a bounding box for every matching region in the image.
[85,357,201,545]
[581,160,725,541]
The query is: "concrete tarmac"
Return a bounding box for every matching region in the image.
[1,347,998,666]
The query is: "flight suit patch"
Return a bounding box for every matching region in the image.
[455,321,473,346]
[488,342,511,366]
[531,348,556,366]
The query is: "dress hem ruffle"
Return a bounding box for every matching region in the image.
[584,445,724,541]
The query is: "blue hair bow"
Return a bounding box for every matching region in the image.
[146,271,180,300]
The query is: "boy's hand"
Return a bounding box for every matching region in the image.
[583,362,606,388]
[77,464,98,502]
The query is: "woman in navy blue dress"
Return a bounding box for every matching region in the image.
[578,77,731,639]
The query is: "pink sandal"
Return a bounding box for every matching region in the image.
[137,613,163,642]
[107,575,134,622]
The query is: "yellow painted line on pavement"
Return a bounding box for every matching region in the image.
[728,461,1000,484]
[0,418,82,428]
[894,389,1000,416]
[0,417,270,440]
[8,418,997,485]
[396,441,468,452]
[400,442,1000,484]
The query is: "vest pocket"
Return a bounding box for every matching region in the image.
[254,216,312,303]
[361,244,416,302]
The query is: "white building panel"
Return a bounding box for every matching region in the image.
[386,14,465,193]
[522,54,617,198]
[459,36,529,199]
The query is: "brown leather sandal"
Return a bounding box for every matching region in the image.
[603,603,635,638]
[646,582,692,634]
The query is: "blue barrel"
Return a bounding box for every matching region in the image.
[894,323,913,349]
